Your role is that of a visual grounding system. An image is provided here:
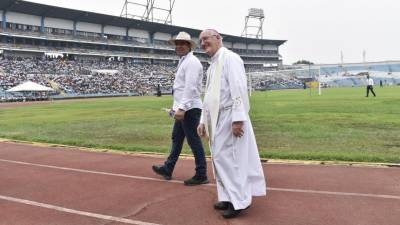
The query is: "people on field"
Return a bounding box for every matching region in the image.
[152,31,209,186]
[156,83,162,97]
[366,74,376,97]
[197,29,266,219]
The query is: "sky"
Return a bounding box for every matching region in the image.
[27,0,400,65]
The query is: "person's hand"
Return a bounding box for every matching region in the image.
[174,109,185,121]
[232,121,244,137]
[197,123,206,138]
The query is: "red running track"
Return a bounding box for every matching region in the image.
[0,141,399,225]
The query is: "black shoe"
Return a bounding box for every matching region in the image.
[184,176,209,186]
[152,165,172,180]
[214,201,229,210]
[222,202,250,219]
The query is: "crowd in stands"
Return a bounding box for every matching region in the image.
[0,56,303,101]
[0,56,175,96]
[251,72,304,90]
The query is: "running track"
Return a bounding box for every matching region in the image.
[0,141,399,225]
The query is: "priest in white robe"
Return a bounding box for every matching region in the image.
[197,29,266,219]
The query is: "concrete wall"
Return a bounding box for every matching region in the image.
[76,22,101,33]
[223,41,233,48]
[6,12,41,26]
[154,32,171,41]
[128,28,150,39]
[104,25,125,36]
[263,44,278,50]
[248,43,262,50]
[233,42,246,49]
[45,17,73,30]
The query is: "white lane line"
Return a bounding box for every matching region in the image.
[267,187,400,200]
[1,158,400,201]
[0,158,184,184]
[0,195,161,225]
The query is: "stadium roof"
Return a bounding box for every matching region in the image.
[0,0,286,46]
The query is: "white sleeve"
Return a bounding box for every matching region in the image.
[178,58,203,111]
[226,54,248,122]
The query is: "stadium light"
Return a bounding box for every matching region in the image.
[120,0,176,25]
[248,8,264,18]
[242,8,265,39]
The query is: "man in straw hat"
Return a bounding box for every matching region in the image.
[197,29,266,218]
[152,31,209,186]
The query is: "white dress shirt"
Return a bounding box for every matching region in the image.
[172,51,203,111]
[367,78,374,86]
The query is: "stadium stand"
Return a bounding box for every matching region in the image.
[250,71,304,90]
[0,0,286,100]
[0,56,176,97]
[1,1,397,100]
[270,62,400,89]
[317,63,400,88]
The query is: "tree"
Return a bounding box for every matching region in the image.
[293,60,314,65]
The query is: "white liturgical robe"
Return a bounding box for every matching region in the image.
[201,47,266,210]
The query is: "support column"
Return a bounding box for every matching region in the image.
[149,32,155,64]
[2,10,7,31]
[40,16,45,33]
[73,21,77,36]
[149,32,154,44]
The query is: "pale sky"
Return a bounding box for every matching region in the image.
[27,0,400,64]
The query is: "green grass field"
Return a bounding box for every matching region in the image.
[1,87,399,163]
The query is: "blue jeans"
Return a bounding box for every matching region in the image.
[164,108,207,178]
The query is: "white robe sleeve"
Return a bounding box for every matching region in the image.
[200,110,205,124]
[226,54,249,122]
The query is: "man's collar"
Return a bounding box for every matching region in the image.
[180,51,193,59]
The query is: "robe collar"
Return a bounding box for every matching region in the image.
[211,47,225,63]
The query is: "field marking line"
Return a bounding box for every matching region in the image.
[267,187,400,200]
[1,140,399,168]
[0,194,161,225]
[1,158,400,201]
[0,138,400,169]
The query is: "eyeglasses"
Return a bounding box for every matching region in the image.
[199,35,217,44]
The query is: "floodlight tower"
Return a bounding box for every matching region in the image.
[363,50,366,63]
[120,0,175,24]
[340,51,344,64]
[241,8,265,39]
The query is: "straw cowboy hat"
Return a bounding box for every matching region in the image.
[168,31,196,49]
